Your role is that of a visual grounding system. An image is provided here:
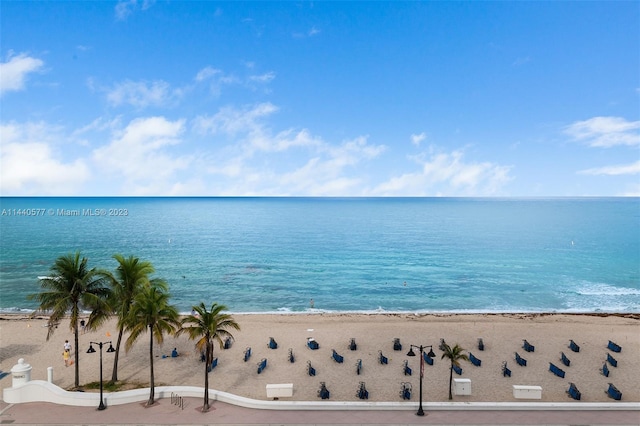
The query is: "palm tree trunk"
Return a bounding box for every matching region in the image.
[203,341,210,411]
[148,328,155,406]
[111,326,124,382]
[448,364,453,400]
[73,311,80,388]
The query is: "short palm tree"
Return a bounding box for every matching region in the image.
[105,254,155,382]
[28,251,111,388]
[178,302,240,412]
[125,280,179,406]
[440,342,469,400]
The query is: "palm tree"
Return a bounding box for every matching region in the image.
[178,302,240,412]
[440,342,469,400]
[27,251,111,388]
[105,254,155,382]
[125,279,179,406]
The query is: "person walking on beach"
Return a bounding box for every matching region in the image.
[64,340,71,353]
[63,349,70,367]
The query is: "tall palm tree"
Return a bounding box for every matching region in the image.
[125,279,179,406]
[27,251,111,388]
[178,302,240,412]
[105,254,155,382]
[440,342,469,400]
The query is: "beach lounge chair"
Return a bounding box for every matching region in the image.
[569,339,580,353]
[607,340,622,353]
[403,360,412,376]
[439,338,447,351]
[423,351,434,365]
[400,382,412,400]
[257,358,267,374]
[307,361,316,376]
[607,353,618,367]
[567,382,581,400]
[606,383,622,401]
[288,348,295,363]
[307,338,319,350]
[318,382,330,399]
[561,352,570,367]
[393,338,402,351]
[502,361,511,377]
[224,337,232,349]
[601,362,610,377]
[379,351,388,365]
[332,349,344,363]
[469,352,482,367]
[349,338,357,351]
[243,347,252,362]
[477,338,485,351]
[453,364,462,375]
[515,352,527,367]
[357,381,369,400]
[356,358,362,375]
[523,339,535,352]
[207,357,218,372]
[200,352,206,362]
[268,337,278,349]
[549,362,565,378]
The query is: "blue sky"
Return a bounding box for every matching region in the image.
[1,1,638,196]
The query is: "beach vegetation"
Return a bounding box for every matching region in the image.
[27,251,112,388]
[178,302,240,412]
[103,254,155,382]
[124,279,179,407]
[440,342,469,400]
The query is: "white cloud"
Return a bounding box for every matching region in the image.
[193,102,279,136]
[578,161,640,176]
[249,71,276,83]
[115,0,154,20]
[106,79,180,108]
[564,116,640,147]
[0,122,90,194]
[411,132,426,146]
[372,148,512,196]
[0,53,44,95]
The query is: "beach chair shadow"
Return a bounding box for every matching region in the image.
[400,382,412,400]
[477,338,485,351]
[288,348,295,363]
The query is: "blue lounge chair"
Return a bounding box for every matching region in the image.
[569,339,580,353]
[515,352,527,367]
[523,339,535,352]
[469,352,482,367]
[257,358,267,374]
[606,383,622,400]
[607,340,622,353]
[502,361,511,377]
[400,382,412,400]
[379,351,388,365]
[207,357,218,372]
[393,338,402,351]
[607,353,618,367]
[403,360,412,376]
[357,381,369,400]
[307,338,319,350]
[318,382,330,399]
[224,337,232,349]
[477,338,485,351]
[243,347,252,362]
[349,338,357,351]
[549,362,565,378]
[288,348,295,363]
[332,349,344,363]
[268,337,278,349]
[307,361,316,376]
[356,359,362,375]
[567,382,581,400]
[601,362,610,377]
[439,338,447,351]
[453,364,462,375]
[561,352,571,367]
[423,351,434,365]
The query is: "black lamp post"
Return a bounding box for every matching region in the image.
[407,344,436,416]
[87,341,115,410]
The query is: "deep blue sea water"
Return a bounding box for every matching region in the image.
[1,197,638,314]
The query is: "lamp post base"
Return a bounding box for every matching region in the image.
[98,402,106,411]
[416,408,425,416]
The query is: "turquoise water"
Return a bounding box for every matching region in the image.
[1,197,638,314]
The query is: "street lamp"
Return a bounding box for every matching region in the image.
[406,344,436,416]
[87,341,115,410]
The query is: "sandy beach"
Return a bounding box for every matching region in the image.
[1,313,638,404]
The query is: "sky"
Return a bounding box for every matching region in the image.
[1,1,639,197]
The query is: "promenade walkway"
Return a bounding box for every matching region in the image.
[1,399,639,425]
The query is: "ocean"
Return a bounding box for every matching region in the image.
[0,197,638,314]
